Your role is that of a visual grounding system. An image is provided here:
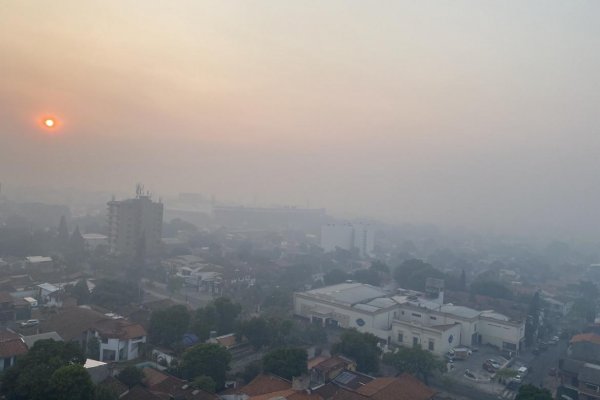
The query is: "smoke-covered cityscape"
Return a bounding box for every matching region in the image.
[2,2,600,400]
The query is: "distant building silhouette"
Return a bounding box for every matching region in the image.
[107,186,163,256]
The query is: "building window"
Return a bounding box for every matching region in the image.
[413,337,419,347]
[411,313,421,318]
[430,316,437,320]
[101,337,108,344]
[428,339,435,351]
[398,333,403,343]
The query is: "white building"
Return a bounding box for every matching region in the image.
[320,223,374,257]
[82,233,109,251]
[293,283,525,356]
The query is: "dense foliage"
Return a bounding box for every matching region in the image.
[178,343,232,389]
[0,339,87,400]
[382,346,445,384]
[262,348,308,380]
[332,330,381,373]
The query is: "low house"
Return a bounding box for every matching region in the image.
[0,329,28,371]
[84,358,111,384]
[309,355,356,386]
[21,331,63,348]
[37,283,62,306]
[40,306,147,362]
[0,291,31,323]
[25,256,54,273]
[142,367,219,400]
[228,372,437,400]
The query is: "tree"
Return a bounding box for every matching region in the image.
[48,364,94,400]
[324,269,350,285]
[393,259,444,291]
[525,291,541,346]
[191,304,217,341]
[192,376,216,393]
[382,347,445,384]
[241,360,262,383]
[58,216,69,247]
[470,280,512,300]
[515,384,552,400]
[167,276,184,297]
[370,260,390,274]
[90,279,140,309]
[262,348,307,380]
[213,297,242,334]
[93,385,119,400]
[117,366,144,389]
[1,339,86,400]
[180,343,232,389]
[352,269,380,286]
[66,279,91,305]
[331,330,381,373]
[69,226,86,256]
[237,317,270,349]
[149,305,191,347]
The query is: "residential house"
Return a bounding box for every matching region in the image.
[309,355,356,386]
[21,331,63,348]
[142,367,219,400]
[40,306,147,362]
[0,329,28,371]
[559,333,600,399]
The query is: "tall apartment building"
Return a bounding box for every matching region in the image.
[320,223,374,257]
[107,189,163,256]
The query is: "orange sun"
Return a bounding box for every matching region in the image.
[44,118,56,128]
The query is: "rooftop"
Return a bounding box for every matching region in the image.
[21,331,63,348]
[571,333,600,345]
[0,329,28,358]
[26,256,52,263]
[302,283,389,307]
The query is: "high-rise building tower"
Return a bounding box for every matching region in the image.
[107,185,163,256]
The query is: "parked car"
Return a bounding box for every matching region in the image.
[550,336,560,344]
[487,359,501,369]
[20,319,39,327]
[465,369,476,379]
[483,362,496,373]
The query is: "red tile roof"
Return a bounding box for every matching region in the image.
[0,329,28,358]
[571,333,600,345]
[355,374,436,400]
[237,374,292,396]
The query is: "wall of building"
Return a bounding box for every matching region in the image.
[391,320,461,356]
[478,318,524,353]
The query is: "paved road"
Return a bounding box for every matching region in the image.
[521,339,568,391]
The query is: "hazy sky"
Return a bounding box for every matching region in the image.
[2,1,600,236]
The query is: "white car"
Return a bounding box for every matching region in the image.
[487,359,501,369]
[20,319,39,327]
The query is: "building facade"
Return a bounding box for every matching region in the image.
[294,283,525,356]
[320,223,374,257]
[107,192,163,256]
